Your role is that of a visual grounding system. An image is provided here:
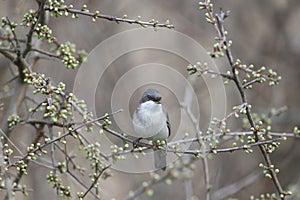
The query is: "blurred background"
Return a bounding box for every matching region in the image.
[0,0,300,199]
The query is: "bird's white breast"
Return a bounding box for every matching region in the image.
[132,101,168,140]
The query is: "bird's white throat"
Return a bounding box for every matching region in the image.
[139,101,162,112]
[132,100,167,139]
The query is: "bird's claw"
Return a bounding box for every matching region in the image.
[133,137,143,148]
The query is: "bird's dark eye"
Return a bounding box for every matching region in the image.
[153,96,161,102]
[157,96,162,101]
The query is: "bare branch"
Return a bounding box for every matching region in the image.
[23,0,47,58]
[44,6,174,29]
[213,170,261,200]
[168,137,284,155]
[81,164,111,199]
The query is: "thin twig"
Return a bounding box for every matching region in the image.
[48,125,56,169]
[125,173,169,200]
[6,124,45,200]
[236,65,280,85]
[10,110,122,167]
[168,137,283,155]
[81,164,111,199]
[23,0,46,58]
[242,78,260,88]
[6,18,20,56]
[30,48,61,59]
[0,128,24,156]
[44,6,174,29]
[66,169,100,200]
[212,170,261,200]
[181,85,210,200]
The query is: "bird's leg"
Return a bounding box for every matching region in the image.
[133,137,143,148]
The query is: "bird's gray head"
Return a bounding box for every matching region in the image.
[139,88,162,104]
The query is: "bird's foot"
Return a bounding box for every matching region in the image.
[133,137,143,148]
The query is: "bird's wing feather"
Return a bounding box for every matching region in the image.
[166,111,171,138]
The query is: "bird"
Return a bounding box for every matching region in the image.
[132,88,170,170]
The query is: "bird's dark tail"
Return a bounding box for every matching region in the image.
[154,148,167,170]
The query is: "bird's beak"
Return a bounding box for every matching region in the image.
[155,100,161,104]
[153,97,162,104]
